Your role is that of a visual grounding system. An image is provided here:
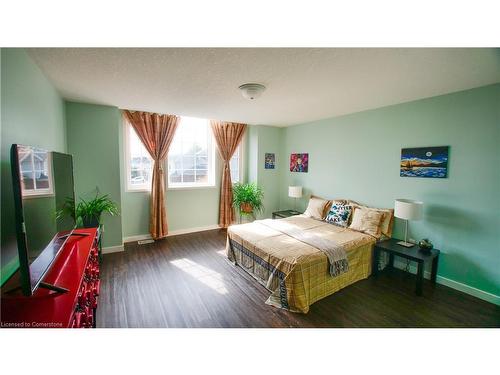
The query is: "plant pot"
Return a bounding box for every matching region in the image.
[82,215,100,228]
[240,202,253,214]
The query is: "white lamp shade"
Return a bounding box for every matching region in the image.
[288,186,303,198]
[394,199,423,221]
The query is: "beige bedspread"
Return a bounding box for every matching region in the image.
[226,215,376,313]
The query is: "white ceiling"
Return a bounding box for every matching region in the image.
[28,48,500,126]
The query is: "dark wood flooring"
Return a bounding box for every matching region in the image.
[97,230,500,328]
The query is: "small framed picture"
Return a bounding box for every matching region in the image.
[265,153,275,169]
[290,153,308,173]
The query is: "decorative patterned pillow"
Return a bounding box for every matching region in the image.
[325,202,353,227]
[349,207,384,238]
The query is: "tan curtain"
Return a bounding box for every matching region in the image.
[210,120,247,228]
[123,110,180,239]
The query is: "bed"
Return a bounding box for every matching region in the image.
[226,215,377,313]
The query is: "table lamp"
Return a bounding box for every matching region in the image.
[288,186,302,212]
[394,199,423,247]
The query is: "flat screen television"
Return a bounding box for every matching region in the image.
[10,144,77,296]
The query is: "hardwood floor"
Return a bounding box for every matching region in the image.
[97,229,500,328]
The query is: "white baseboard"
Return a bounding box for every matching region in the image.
[123,224,221,244]
[102,244,125,254]
[123,233,153,243]
[393,259,500,306]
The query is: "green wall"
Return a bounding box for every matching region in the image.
[1,48,66,285]
[120,180,223,237]
[65,102,123,248]
[247,126,259,184]
[246,125,283,219]
[64,105,250,240]
[119,118,226,238]
[278,84,500,298]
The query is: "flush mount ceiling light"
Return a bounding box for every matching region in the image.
[238,83,266,100]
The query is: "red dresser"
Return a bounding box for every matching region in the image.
[1,228,100,328]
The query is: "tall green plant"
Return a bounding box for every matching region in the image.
[56,192,119,228]
[232,182,264,217]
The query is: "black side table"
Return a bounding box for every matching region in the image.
[272,210,302,219]
[372,239,440,296]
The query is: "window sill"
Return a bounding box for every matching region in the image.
[125,187,151,193]
[167,184,217,191]
[126,185,218,192]
[22,192,55,199]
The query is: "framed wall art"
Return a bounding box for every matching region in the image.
[290,153,308,173]
[265,153,275,169]
[400,146,449,178]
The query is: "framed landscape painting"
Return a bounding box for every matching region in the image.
[400,146,449,178]
[290,153,308,173]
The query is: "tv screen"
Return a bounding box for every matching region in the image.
[10,144,76,295]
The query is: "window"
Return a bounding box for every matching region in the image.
[124,116,242,190]
[167,117,215,188]
[125,122,153,191]
[18,146,54,197]
[230,145,242,184]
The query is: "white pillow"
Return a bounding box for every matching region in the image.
[349,207,384,238]
[348,200,394,239]
[303,197,330,220]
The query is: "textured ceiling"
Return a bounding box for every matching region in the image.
[27,48,500,126]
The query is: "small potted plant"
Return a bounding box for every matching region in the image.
[57,192,119,228]
[232,182,264,217]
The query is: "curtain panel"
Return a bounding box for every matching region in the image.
[123,110,180,239]
[210,120,247,228]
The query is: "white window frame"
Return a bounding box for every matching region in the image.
[19,148,54,198]
[230,141,245,184]
[124,120,153,192]
[167,117,216,190]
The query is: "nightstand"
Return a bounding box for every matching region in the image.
[372,238,440,296]
[272,209,302,219]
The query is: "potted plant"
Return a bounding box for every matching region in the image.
[232,182,264,217]
[56,192,119,228]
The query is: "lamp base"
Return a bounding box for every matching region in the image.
[397,241,414,248]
